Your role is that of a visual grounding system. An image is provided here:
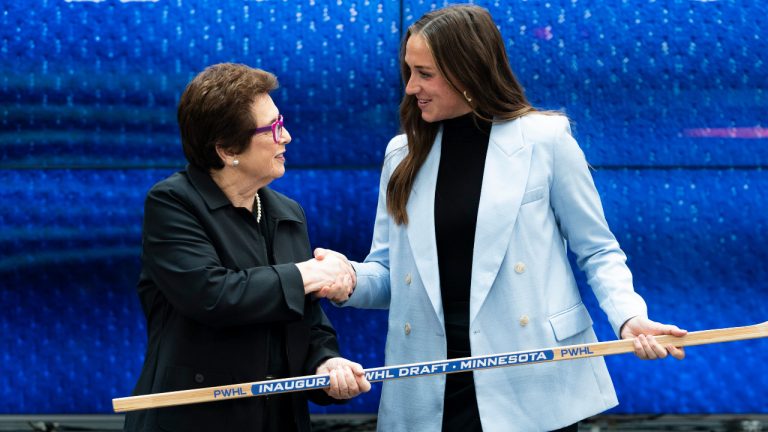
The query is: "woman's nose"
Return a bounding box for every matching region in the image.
[405,75,419,95]
[281,127,291,145]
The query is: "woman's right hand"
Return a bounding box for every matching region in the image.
[296,249,356,299]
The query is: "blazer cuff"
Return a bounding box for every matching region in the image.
[272,263,306,317]
[611,307,648,338]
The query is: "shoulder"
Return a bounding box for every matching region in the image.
[266,188,301,209]
[261,187,306,222]
[146,170,192,201]
[141,171,201,223]
[384,134,408,159]
[517,112,572,144]
[382,134,408,171]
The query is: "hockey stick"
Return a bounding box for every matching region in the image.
[113,321,767,412]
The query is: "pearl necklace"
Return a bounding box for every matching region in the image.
[255,191,262,223]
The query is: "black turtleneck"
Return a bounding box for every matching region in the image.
[434,112,491,432]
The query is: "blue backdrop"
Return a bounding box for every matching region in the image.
[1,0,766,415]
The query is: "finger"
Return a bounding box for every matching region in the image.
[335,367,350,399]
[639,334,659,360]
[324,368,337,398]
[314,248,328,260]
[328,369,341,399]
[347,361,364,375]
[321,284,337,298]
[327,283,348,303]
[639,335,654,359]
[349,362,371,392]
[667,344,686,360]
[332,275,346,301]
[665,324,688,337]
[633,335,650,360]
[647,335,668,359]
[342,365,359,397]
[357,374,372,393]
[632,336,646,359]
[647,321,687,337]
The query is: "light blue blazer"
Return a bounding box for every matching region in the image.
[343,113,648,431]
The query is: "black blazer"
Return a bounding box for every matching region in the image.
[124,165,340,432]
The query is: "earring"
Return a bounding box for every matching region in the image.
[463,90,473,103]
[232,159,239,167]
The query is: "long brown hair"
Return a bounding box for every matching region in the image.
[387,4,536,225]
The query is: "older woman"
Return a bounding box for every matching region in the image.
[124,63,368,432]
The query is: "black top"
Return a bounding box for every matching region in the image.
[434,113,491,432]
[124,164,341,432]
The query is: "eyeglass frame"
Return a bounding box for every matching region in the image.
[249,114,284,143]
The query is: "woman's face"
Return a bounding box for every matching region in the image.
[236,94,292,185]
[404,33,471,123]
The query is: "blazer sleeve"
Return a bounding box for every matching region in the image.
[341,136,407,310]
[140,184,305,328]
[302,298,346,406]
[548,118,648,336]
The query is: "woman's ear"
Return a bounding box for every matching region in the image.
[215,144,237,167]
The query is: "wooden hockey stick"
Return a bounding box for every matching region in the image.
[113,321,767,412]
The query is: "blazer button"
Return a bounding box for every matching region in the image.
[194,373,205,383]
[404,322,412,335]
[514,262,526,274]
[519,315,530,327]
[405,273,412,285]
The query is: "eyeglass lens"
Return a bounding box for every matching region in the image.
[273,120,283,142]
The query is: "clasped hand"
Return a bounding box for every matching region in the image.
[316,357,371,400]
[620,316,687,360]
[296,248,356,302]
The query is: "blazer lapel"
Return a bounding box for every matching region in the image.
[406,128,444,326]
[470,118,531,326]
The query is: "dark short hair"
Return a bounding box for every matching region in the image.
[177,63,278,171]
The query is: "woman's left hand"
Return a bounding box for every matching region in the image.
[620,316,687,360]
[317,357,371,400]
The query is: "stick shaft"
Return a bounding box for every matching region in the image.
[112,321,767,413]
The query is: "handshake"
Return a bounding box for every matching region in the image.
[295,248,356,302]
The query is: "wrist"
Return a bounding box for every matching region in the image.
[620,316,637,338]
[296,260,320,289]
